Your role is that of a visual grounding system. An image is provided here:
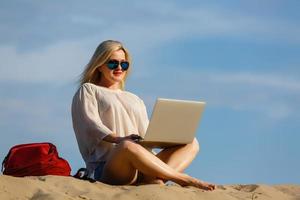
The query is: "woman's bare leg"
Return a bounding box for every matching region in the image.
[100,140,215,190]
[139,138,200,184]
[157,138,200,171]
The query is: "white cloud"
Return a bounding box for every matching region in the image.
[1,1,300,50]
[73,2,300,47]
[209,72,300,92]
[0,41,91,83]
[134,69,300,121]
[1,1,299,83]
[205,72,300,120]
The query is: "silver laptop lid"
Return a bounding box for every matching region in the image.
[144,98,205,144]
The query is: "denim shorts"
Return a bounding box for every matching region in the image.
[93,161,106,181]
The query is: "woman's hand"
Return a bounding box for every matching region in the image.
[116,134,143,143]
[123,134,143,142]
[103,133,142,144]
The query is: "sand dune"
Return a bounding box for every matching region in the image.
[0,175,299,200]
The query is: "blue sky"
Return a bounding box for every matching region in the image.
[0,0,299,184]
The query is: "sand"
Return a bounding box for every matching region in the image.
[0,175,299,200]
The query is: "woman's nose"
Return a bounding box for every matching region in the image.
[116,63,122,70]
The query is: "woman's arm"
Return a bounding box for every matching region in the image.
[72,84,114,141]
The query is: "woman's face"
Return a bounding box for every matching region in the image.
[98,49,128,87]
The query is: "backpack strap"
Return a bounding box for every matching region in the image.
[73,168,96,183]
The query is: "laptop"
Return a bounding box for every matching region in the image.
[138,98,206,148]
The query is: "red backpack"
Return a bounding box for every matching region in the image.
[1,142,71,177]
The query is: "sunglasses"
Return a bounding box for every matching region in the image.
[106,59,130,71]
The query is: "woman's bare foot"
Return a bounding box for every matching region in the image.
[175,174,216,191]
[194,180,216,191]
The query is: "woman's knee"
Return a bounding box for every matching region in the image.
[118,139,141,154]
[190,138,200,154]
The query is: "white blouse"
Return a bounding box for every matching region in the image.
[71,83,149,172]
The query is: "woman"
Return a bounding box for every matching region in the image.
[71,40,215,190]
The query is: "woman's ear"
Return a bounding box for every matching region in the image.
[97,66,102,72]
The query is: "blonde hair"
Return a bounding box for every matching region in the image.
[79,40,131,90]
